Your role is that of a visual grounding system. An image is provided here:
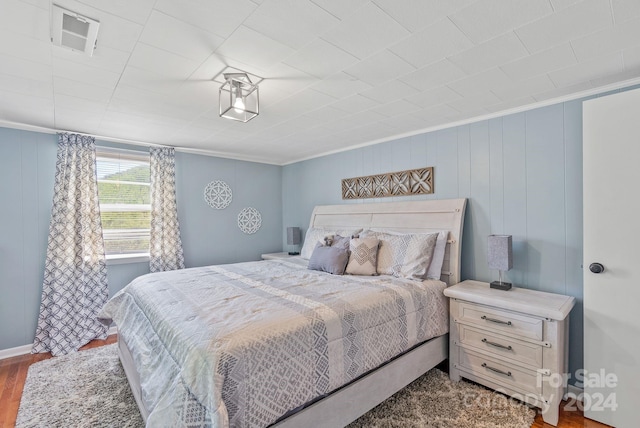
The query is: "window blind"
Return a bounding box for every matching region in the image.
[96,148,151,256]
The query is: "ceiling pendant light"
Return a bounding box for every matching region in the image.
[219,72,259,123]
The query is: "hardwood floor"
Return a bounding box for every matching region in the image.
[531,404,611,428]
[0,335,610,428]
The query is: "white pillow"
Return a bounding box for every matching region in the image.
[360,230,439,279]
[300,227,362,260]
[426,231,449,280]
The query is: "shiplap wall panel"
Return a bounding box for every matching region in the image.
[563,99,586,372]
[107,262,149,297]
[21,136,45,346]
[468,121,492,282]
[526,105,566,295]
[457,126,473,283]
[457,126,471,198]
[489,118,504,234]
[392,137,412,172]
[436,128,458,199]
[227,159,283,260]
[502,113,529,287]
[33,136,57,343]
[0,129,56,349]
[361,145,375,178]
[563,100,584,298]
[280,89,640,383]
[409,134,427,171]
[175,150,282,267]
[0,128,27,348]
[426,132,438,200]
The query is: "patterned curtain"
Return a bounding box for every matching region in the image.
[149,147,185,272]
[32,133,108,356]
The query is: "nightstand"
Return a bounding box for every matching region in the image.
[261,252,296,260]
[443,280,575,426]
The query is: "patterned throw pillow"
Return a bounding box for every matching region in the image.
[300,227,362,260]
[346,238,380,276]
[361,231,439,280]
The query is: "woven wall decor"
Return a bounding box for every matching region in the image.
[342,167,434,200]
[204,180,232,209]
[237,207,262,234]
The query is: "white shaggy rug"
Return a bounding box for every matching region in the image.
[17,344,536,427]
[348,369,536,428]
[16,344,143,428]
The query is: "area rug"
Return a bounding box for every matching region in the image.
[348,369,536,428]
[16,344,142,428]
[17,344,536,427]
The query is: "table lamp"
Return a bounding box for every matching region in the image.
[287,227,301,255]
[488,235,513,290]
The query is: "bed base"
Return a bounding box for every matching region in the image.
[118,337,150,421]
[118,333,448,427]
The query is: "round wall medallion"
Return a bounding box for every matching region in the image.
[237,207,262,234]
[204,180,232,209]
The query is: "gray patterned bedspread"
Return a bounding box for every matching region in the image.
[99,258,448,427]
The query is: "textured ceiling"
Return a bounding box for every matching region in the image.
[1,0,639,164]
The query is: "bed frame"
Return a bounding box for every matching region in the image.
[118,198,467,427]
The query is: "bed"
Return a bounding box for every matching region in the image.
[100,198,467,427]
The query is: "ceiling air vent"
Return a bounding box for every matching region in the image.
[51,5,100,57]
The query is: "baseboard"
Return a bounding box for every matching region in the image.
[564,384,584,400]
[0,344,33,360]
[0,326,118,360]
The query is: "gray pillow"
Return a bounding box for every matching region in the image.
[308,243,350,275]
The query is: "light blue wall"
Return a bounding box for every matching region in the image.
[0,128,57,351]
[175,151,283,267]
[282,98,593,383]
[0,130,282,350]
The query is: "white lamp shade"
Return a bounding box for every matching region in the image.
[488,235,513,271]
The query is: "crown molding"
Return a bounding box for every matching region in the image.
[2,77,640,167]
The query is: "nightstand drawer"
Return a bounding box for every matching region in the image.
[456,347,542,396]
[455,301,543,341]
[458,324,543,369]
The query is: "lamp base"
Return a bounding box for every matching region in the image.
[490,281,512,291]
[288,251,300,256]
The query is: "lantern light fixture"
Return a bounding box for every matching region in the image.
[219,72,259,123]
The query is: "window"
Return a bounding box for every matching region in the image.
[96,147,151,260]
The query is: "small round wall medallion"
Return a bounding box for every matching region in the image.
[204,180,232,209]
[237,207,262,234]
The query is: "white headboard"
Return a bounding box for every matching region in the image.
[308,198,467,286]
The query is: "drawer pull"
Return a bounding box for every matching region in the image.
[481,363,512,377]
[481,315,512,326]
[482,338,513,351]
